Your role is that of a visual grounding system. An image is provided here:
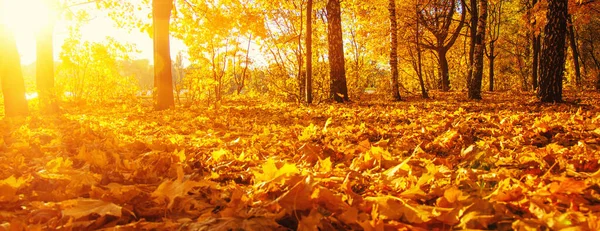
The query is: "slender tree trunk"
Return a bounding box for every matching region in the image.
[489,42,495,91]
[306,0,313,104]
[389,0,401,101]
[539,0,567,103]
[36,17,59,113]
[468,0,488,99]
[298,2,305,102]
[326,0,349,102]
[238,35,252,94]
[438,48,450,91]
[567,15,581,89]
[0,25,29,117]
[416,4,428,99]
[532,35,541,90]
[467,0,478,88]
[152,0,175,110]
[531,0,540,91]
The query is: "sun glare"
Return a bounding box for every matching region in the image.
[1,0,56,35]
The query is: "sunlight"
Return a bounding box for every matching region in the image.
[0,0,56,33]
[25,92,39,100]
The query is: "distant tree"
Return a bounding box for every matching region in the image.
[418,0,466,91]
[389,0,401,101]
[152,0,175,110]
[0,25,29,117]
[538,0,567,102]
[466,0,478,89]
[36,0,60,113]
[485,0,504,92]
[326,0,349,102]
[468,0,488,99]
[34,0,98,113]
[305,0,313,104]
[530,0,541,90]
[567,15,582,89]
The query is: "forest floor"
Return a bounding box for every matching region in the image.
[1,91,600,230]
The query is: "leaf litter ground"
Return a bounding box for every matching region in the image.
[2,91,600,230]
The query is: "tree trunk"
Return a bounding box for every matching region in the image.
[531,0,540,91]
[297,2,305,103]
[467,0,478,88]
[416,4,428,99]
[238,35,252,95]
[0,25,29,117]
[152,0,175,110]
[389,0,401,101]
[438,48,450,91]
[468,0,488,100]
[567,15,581,89]
[36,15,59,113]
[539,0,567,103]
[326,0,349,102]
[532,35,541,90]
[489,42,495,91]
[306,0,313,104]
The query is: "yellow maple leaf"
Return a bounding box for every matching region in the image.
[152,179,215,208]
[318,157,332,172]
[174,149,186,162]
[61,198,122,220]
[46,157,73,173]
[0,175,27,202]
[211,148,228,162]
[366,196,431,223]
[253,158,299,183]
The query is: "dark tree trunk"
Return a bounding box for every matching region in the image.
[416,4,428,99]
[297,3,305,103]
[0,25,29,117]
[306,0,313,104]
[326,0,349,102]
[438,48,450,91]
[468,0,488,100]
[417,0,466,92]
[532,35,541,90]
[489,41,495,91]
[36,18,59,113]
[152,0,175,110]
[531,0,540,91]
[567,15,581,89]
[539,0,567,103]
[389,0,401,101]
[467,0,478,88]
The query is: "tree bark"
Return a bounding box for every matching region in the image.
[532,35,541,90]
[36,5,59,114]
[152,0,175,110]
[416,4,428,99]
[438,48,450,91]
[326,0,349,102]
[468,0,488,100]
[567,15,581,89]
[489,42,495,91]
[389,0,401,101]
[0,25,29,117]
[417,0,465,91]
[306,0,313,104]
[467,0,478,88]
[297,2,305,102]
[539,0,567,103]
[531,0,540,91]
[238,35,252,95]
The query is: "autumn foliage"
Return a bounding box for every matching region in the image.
[1,91,600,230]
[2,0,600,229]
